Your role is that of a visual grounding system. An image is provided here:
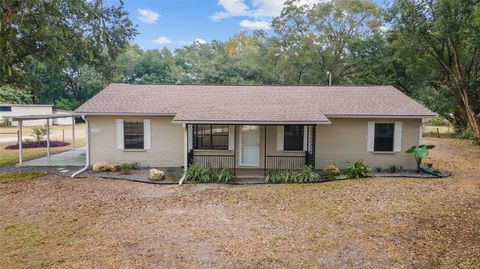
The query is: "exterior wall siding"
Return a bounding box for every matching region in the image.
[87,118,421,170]
[88,116,184,167]
[1,106,53,126]
[315,118,421,170]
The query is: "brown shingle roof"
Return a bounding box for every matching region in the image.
[75,84,435,123]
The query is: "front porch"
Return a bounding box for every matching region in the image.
[185,124,316,178]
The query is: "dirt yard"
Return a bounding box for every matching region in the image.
[1,138,479,268]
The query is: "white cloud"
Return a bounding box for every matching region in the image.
[211,0,321,21]
[195,38,207,44]
[138,8,160,24]
[240,20,270,30]
[152,36,172,45]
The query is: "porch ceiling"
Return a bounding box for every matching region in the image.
[172,105,331,125]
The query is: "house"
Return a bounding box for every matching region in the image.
[75,84,435,175]
[0,104,73,126]
[0,104,53,126]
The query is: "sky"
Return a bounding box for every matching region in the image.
[105,0,381,51]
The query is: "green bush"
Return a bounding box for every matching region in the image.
[185,164,203,181]
[406,144,436,172]
[31,126,47,141]
[345,160,371,179]
[119,162,141,175]
[295,165,320,183]
[265,170,283,184]
[217,168,234,183]
[200,167,215,183]
[186,165,234,183]
[280,169,297,183]
[321,164,341,179]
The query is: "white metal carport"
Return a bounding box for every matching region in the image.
[11,113,77,165]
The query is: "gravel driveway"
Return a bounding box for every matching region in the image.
[0,138,479,268]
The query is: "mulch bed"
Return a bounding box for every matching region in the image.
[5,140,70,150]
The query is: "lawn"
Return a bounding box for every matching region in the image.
[0,138,479,268]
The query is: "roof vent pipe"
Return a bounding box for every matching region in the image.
[326,71,332,86]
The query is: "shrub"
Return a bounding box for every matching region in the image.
[93,162,117,172]
[265,170,283,184]
[5,140,70,150]
[322,164,341,179]
[31,126,47,141]
[119,162,141,175]
[199,167,215,183]
[280,169,298,183]
[375,166,382,172]
[217,168,234,183]
[1,117,12,127]
[345,160,371,179]
[295,165,320,183]
[185,164,203,181]
[405,144,436,172]
[389,165,397,173]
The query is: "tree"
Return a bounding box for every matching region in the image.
[272,0,381,84]
[1,0,137,81]
[0,84,32,103]
[388,0,480,144]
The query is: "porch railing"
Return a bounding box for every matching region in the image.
[193,154,235,170]
[265,154,306,171]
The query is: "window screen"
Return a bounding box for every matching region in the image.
[374,123,394,152]
[124,121,144,149]
[194,125,229,150]
[284,125,304,151]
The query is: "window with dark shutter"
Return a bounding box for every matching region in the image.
[124,121,144,149]
[374,123,394,152]
[194,125,228,150]
[284,125,304,151]
[0,106,12,112]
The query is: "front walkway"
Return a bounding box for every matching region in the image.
[21,147,86,167]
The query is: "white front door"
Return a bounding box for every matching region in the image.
[240,125,260,167]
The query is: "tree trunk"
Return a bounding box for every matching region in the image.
[459,87,480,144]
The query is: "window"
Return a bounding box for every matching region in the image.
[0,106,12,112]
[374,123,394,152]
[284,125,304,151]
[194,125,229,150]
[124,121,144,149]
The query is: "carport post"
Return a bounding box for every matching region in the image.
[46,118,50,157]
[72,116,76,151]
[18,120,23,165]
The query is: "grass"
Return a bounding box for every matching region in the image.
[0,171,47,184]
[0,138,85,167]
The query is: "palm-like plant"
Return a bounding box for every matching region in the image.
[405,144,436,172]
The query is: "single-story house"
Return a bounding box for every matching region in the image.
[75,84,435,176]
[0,104,53,126]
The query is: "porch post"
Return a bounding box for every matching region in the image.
[46,118,50,157]
[18,120,23,165]
[233,125,236,175]
[72,116,76,151]
[264,125,267,176]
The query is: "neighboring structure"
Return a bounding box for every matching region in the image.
[0,104,53,126]
[0,104,73,126]
[75,84,436,175]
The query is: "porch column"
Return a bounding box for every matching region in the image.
[264,125,267,175]
[46,118,50,157]
[18,120,23,165]
[72,116,76,151]
[305,125,316,168]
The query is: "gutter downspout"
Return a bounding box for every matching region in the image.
[178,123,188,185]
[71,116,89,178]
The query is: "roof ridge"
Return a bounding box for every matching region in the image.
[114,83,394,88]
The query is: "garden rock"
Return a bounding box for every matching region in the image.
[93,162,116,172]
[148,169,165,181]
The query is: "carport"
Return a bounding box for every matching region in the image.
[11,113,79,165]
